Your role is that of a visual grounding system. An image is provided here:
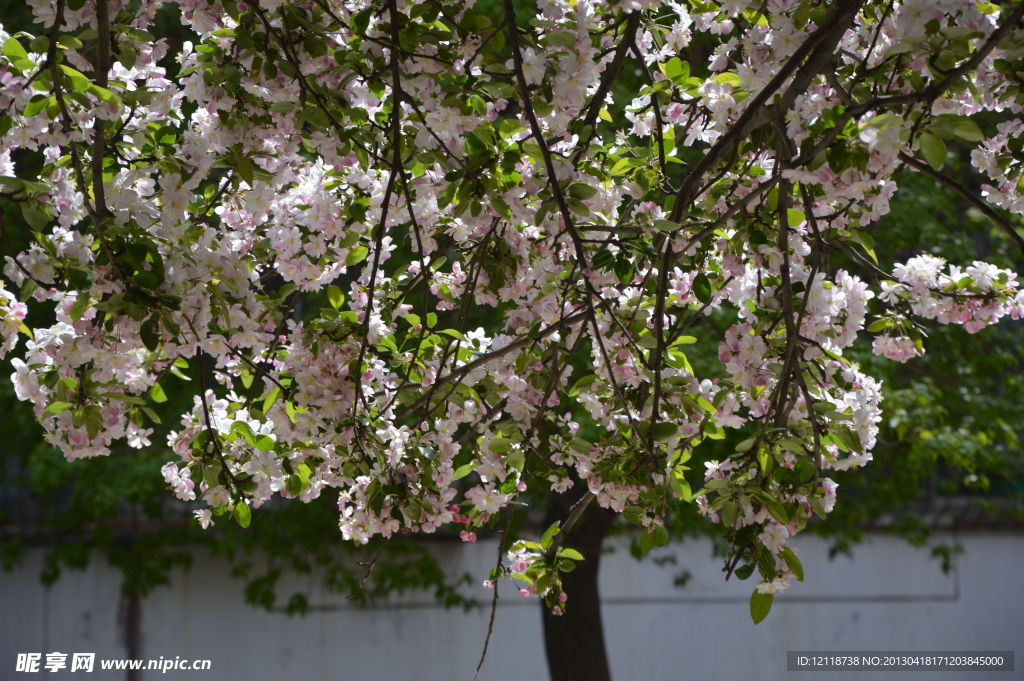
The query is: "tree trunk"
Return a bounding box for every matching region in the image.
[541,485,617,681]
[117,588,142,681]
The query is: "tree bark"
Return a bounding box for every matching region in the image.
[541,484,617,681]
[117,588,142,681]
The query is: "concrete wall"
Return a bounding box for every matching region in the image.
[1,532,1021,681]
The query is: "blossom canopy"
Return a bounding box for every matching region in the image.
[2,0,1024,619]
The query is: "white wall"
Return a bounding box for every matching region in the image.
[1,532,1021,681]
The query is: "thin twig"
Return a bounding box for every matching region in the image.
[346,537,390,600]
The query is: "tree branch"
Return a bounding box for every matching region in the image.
[898,152,1024,254]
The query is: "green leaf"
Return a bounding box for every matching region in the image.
[755,492,790,525]
[128,28,155,42]
[351,8,372,34]
[865,112,903,130]
[652,523,668,548]
[712,72,741,87]
[639,527,656,554]
[69,294,89,321]
[505,449,525,472]
[609,157,636,176]
[233,501,251,528]
[499,119,526,139]
[692,273,712,304]
[327,285,345,309]
[750,590,773,624]
[652,421,678,442]
[568,183,598,200]
[592,250,615,270]
[58,65,90,93]
[781,546,804,581]
[488,438,513,453]
[202,466,220,489]
[101,392,146,405]
[844,229,878,264]
[540,521,560,550]
[452,463,474,481]
[721,500,738,528]
[439,328,467,342]
[85,408,102,440]
[235,157,254,186]
[786,209,805,226]
[263,387,282,413]
[426,313,437,328]
[566,197,590,216]
[622,506,645,526]
[21,201,50,229]
[87,83,120,107]
[568,374,598,397]
[559,548,585,561]
[140,317,159,352]
[489,196,512,219]
[882,38,922,60]
[935,114,985,142]
[833,425,862,453]
[66,267,92,292]
[704,424,725,441]
[499,475,516,497]
[661,56,689,81]
[150,382,168,403]
[734,562,756,580]
[808,495,827,520]
[237,477,259,495]
[918,132,947,170]
[117,44,137,70]
[345,246,368,266]
[3,37,27,61]
[545,31,578,49]
[285,474,305,496]
[41,401,73,420]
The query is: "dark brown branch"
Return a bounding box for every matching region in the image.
[44,0,121,277]
[351,0,405,416]
[346,537,390,600]
[898,152,1024,254]
[474,507,515,679]
[668,0,865,223]
[542,491,596,561]
[389,310,588,399]
[91,0,113,221]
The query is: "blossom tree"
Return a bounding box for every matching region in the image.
[2,0,1024,640]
